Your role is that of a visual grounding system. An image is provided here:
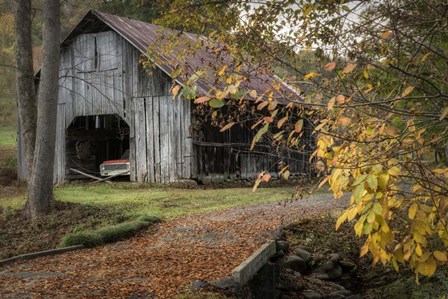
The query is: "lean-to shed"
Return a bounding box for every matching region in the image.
[18,11,314,184]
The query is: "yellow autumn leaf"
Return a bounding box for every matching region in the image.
[434,251,447,262]
[336,210,348,230]
[416,257,437,277]
[367,174,378,191]
[262,172,271,182]
[363,69,369,79]
[220,122,235,132]
[295,119,304,133]
[277,116,288,129]
[336,95,345,104]
[194,96,211,104]
[440,107,448,121]
[171,85,181,96]
[408,204,418,220]
[316,161,325,171]
[378,173,389,189]
[342,63,357,74]
[249,90,257,98]
[324,61,336,71]
[303,72,321,80]
[380,30,393,39]
[388,166,401,176]
[268,100,278,111]
[421,52,431,62]
[415,244,423,256]
[360,243,369,257]
[257,101,269,110]
[327,97,336,111]
[227,85,238,94]
[367,211,376,224]
[217,65,227,76]
[339,117,351,126]
[401,86,415,98]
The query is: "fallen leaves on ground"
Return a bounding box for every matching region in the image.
[0,194,346,298]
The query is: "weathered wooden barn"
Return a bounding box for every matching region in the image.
[18,11,313,184]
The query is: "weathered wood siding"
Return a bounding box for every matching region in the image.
[44,30,193,183]
[193,120,314,182]
[132,96,192,183]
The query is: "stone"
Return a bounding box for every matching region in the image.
[329,254,341,263]
[276,240,290,252]
[313,261,343,280]
[190,280,208,291]
[325,290,352,299]
[277,281,302,292]
[340,260,357,272]
[346,295,363,299]
[278,255,307,274]
[303,289,323,299]
[324,281,346,291]
[271,250,286,259]
[209,277,238,289]
[296,245,312,252]
[310,272,331,281]
[294,247,312,263]
[327,265,343,280]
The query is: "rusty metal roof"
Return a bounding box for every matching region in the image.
[63,10,298,102]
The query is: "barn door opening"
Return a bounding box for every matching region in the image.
[66,114,130,181]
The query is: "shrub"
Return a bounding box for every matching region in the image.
[0,155,17,185]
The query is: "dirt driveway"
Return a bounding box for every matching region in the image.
[0,193,347,298]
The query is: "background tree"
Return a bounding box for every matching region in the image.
[154,0,448,278]
[15,0,60,219]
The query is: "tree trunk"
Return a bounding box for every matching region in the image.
[14,0,37,180]
[25,0,61,219]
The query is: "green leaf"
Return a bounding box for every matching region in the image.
[367,174,378,191]
[353,183,365,203]
[352,174,368,186]
[180,85,196,99]
[251,123,269,150]
[373,203,382,215]
[209,99,224,108]
[367,211,376,224]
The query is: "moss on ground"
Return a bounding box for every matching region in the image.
[60,215,161,247]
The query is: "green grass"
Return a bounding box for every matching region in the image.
[0,183,297,258]
[0,126,16,148]
[0,183,296,219]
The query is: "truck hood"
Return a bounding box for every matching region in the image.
[101,159,130,165]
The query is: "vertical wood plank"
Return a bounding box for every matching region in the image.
[145,97,155,182]
[134,98,147,183]
[184,100,192,178]
[129,97,136,181]
[153,96,161,182]
[174,96,182,179]
[159,96,169,183]
[167,96,176,182]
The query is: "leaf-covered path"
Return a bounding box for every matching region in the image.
[0,193,346,298]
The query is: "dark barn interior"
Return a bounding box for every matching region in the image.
[66,114,130,179]
[193,119,315,182]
